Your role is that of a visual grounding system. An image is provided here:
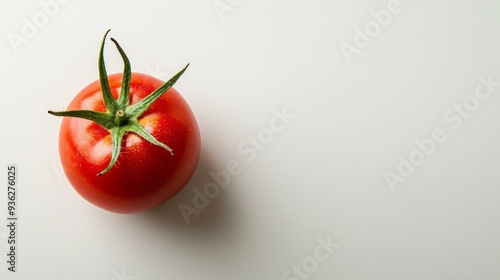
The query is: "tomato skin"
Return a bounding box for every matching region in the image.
[59,73,200,213]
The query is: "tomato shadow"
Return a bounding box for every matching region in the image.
[140,152,233,231]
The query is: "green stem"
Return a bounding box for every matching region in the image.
[48,30,189,175]
[113,110,128,126]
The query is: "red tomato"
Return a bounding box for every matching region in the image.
[50,31,200,213]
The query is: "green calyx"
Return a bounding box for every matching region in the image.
[48,29,189,176]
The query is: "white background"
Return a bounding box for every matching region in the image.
[1,0,500,279]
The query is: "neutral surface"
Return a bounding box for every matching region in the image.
[1,1,500,279]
